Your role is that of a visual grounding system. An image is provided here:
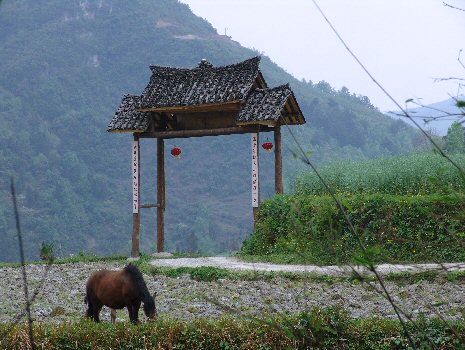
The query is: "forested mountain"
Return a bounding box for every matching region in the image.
[0,0,419,261]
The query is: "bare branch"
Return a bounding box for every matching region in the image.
[10,178,35,350]
[443,2,465,12]
[0,262,53,346]
[434,77,465,82]
[280,113,422,348]
[458,49,465,70]
[310,0,465,182]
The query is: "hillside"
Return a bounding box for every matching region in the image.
[0,0,419,261]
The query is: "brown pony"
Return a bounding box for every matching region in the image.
[85,263,157,324]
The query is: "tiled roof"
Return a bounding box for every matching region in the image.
[107,57,306,132]
[107,95,151,132]
[139,56,261,109]
[237,84,293,124]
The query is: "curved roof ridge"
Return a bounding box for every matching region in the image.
[148,56,260,73]
[141,56,262,109]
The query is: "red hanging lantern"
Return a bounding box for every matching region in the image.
[171,146,182,159]
[262,140,273,152]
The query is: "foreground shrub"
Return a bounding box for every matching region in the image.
[2,309,464,349]
[240,193,465,264]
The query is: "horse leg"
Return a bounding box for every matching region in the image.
[85,299,93,320]
[85,290,94,320]
[110,308,116,324]
[128,305,136,324]
[133,301,141,324]
[92,301,103,323]
[128,302,141,324]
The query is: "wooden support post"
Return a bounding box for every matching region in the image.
[157,138,165,252]
[251,132,260,226]
[274,125,283,194]
[131,134,141,257]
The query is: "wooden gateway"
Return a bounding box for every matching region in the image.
[107,56,306,257]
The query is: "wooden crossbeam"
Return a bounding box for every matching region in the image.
[139,126,273,139]
[140,203,160,209]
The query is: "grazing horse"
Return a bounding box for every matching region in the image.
[85,263,157,324]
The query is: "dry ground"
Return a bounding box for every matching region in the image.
[1,261,465,323]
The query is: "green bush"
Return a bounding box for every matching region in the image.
[241,193,465,264]
[150,266,231,281]
[2,309,464,349]
[294,153,465,196]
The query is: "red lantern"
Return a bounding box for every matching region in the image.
[262,141,273,152]
[171,146,182,159]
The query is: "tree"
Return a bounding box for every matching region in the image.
[444,121,465,153]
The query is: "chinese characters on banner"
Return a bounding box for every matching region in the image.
[132,140,139,213]
[251,133,259,208]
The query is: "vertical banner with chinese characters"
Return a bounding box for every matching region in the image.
[251,133,259,207]
[132,140,139,213]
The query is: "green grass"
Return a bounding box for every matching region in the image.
[0,252,127,268]
[294,152,465,196]
[2,308,464,349]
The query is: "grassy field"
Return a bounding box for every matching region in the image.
[294,152,465,196]
[2,308,464,349]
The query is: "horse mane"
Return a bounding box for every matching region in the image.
[124,263,154,305]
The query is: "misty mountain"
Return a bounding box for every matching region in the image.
[387,97,464,136]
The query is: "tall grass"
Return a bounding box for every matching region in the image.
[294,152,465,195]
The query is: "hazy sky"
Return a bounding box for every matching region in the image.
[180,0,464,111]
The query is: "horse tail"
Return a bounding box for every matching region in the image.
[124,263,154,305]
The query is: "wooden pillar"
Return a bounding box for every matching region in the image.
[274,125,283,194]
[157,138,165,252]
[131,134,141,257]
[251,132,260,225]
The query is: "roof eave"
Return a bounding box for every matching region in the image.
[108,129,147,133]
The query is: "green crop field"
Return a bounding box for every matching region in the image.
[294,152,465,196]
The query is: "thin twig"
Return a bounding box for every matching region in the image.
[10,178,35,350]
[281,115,422,348]
[310,0,465,180]
[458,49,465,70]
[434,77,465,82]
[0,262,53,346]
[443,2,465,12]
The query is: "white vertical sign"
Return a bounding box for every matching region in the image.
[132,140,139,213]
[251,133,259,207]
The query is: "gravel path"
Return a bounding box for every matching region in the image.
[151,257,465,275]
[1,262,465,324]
